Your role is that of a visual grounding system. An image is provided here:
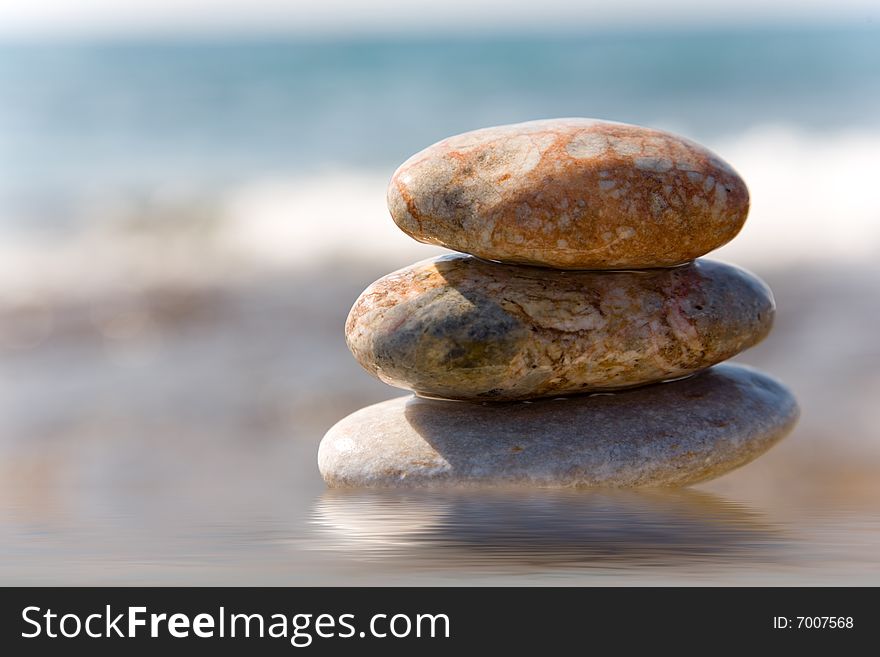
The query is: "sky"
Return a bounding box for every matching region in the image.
[0,0,876,37]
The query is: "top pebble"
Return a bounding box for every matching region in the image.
[388,118,749,269]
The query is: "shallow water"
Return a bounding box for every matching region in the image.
[308,490,880,586]
[3,474,879,586]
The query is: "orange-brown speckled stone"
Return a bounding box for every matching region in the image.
[388,118,749,269]
[345,254,774,401]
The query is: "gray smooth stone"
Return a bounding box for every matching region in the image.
[318,364,799,488]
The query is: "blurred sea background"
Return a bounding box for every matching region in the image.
[1,1,880,584]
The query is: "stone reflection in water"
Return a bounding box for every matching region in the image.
[311,488,788,569]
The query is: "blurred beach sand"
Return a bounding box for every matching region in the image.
[1,250,879,584]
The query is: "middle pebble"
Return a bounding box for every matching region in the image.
[346,255,774,401]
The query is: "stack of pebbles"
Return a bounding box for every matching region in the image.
[319,119,798,488]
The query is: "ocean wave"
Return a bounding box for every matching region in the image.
[1,125,878,295]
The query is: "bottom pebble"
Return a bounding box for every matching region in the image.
[318,363,799,488]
